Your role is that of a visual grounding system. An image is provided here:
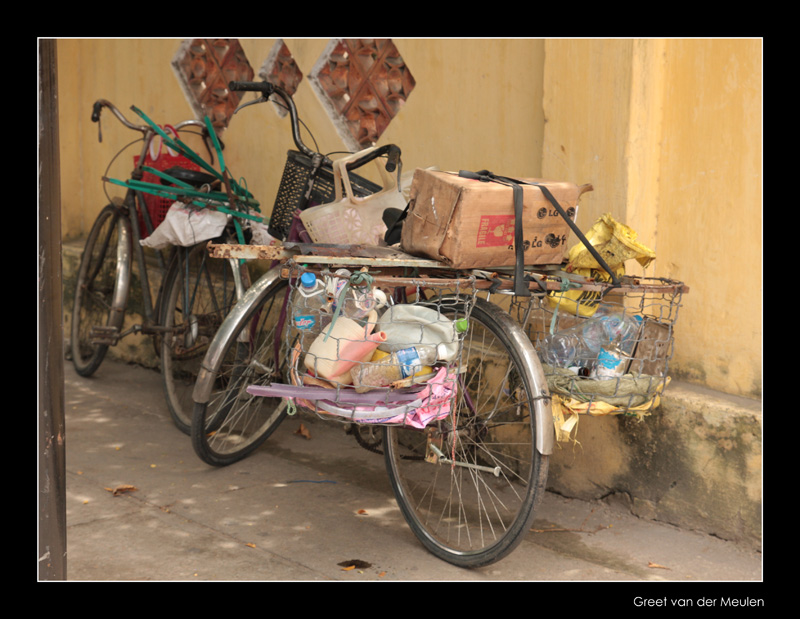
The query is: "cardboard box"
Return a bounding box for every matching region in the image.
[400,169,592,269]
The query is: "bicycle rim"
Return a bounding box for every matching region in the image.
[384,298,548,567]
[161,242,241,434]
[192,279,290,466]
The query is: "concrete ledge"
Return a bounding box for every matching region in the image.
[547,381,762,550]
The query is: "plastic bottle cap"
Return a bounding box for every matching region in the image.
[455,318,469,333]
[300,272,317,288]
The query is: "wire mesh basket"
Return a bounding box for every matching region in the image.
[515,277,686,418]
[268,150,383,241]
[272,263,477,427]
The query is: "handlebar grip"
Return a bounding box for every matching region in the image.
[344,144,403,174]
[384,145,401,173]
[91,101,104,122]
[229,80,274,95]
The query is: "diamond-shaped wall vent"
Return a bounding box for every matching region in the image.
[258,39,304,118]
[172,38,254,131]
[309,39,415,151]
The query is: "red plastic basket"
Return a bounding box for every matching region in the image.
[133,130,202,238]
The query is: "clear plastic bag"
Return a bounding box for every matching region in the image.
[140,202,227,249]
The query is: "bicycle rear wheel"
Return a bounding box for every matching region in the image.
[383,298,550,568]
[70,203,132,377]
[191,276,290,466]
[160,241,242,434]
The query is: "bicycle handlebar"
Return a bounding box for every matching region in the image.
[228,80,401,174]
[92,99,149,134]
[91,99,210,141]
[229,81,314,159]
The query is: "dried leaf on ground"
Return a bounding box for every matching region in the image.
[108,484,138,496]
[294,423,312,440]
[648,561,670,570]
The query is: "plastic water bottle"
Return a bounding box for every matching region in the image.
[292,272,327,340]
[543,309,642,374]
[351,344,446,391]
[327,269,352,300]
[341,287,388,321]
[327,269,388,322]
[588,311,643,378]
[581,308,642,356]
[591,346,627,378]
[542,332,582,368]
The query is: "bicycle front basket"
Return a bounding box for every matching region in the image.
[268,150,382,241]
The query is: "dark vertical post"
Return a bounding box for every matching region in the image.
[39,38,66,581]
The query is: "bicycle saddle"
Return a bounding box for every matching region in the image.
[161,166,218,188]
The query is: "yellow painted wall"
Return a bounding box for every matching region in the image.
[56,38,545,241]
[53,37,761,399]
[659,39,762,398]
[542,39,762,398]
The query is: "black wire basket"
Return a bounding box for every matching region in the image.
[268,150,383,240]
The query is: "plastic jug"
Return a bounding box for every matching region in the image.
[376,305,462,362]
[303,316,387,383]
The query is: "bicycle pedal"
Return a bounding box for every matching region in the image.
[89,325,119,345]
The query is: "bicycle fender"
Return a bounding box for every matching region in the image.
[192,265,285,404]
[517,332,556,456]
[112,211,133,325]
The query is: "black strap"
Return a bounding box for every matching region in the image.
[534,183,620,287]
[458,170,529,296]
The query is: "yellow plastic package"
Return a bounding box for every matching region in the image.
[547,265,624,317]
[547,214,655,317]
[567,213,655,271]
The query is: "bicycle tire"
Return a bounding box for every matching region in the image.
[160,241,242,434]
[383,298,550,568]
[191,276,290,466]
[70,203,132,377]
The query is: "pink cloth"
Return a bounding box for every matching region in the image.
[322,366,458,428]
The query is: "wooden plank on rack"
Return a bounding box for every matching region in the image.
[207,242,450,269]
[205,243,689,296]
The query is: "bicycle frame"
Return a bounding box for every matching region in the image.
[92,101,249,344]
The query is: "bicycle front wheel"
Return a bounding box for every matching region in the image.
[160,242,242,434]
[383,298,550,568]
[70,203,132,377]
[191,277,290,466]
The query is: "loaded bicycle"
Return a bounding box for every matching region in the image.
[189,80,687,568]
[69,100,261,434]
